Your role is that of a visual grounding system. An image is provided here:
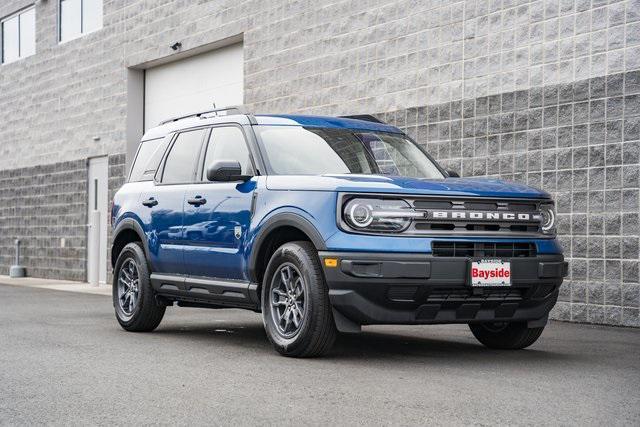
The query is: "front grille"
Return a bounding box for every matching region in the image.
[338,193,551,238]
[413,200,537,212]
[410,196,545,237]
[387,286,526,304]
[431,241,537,258]
[416,287,526,320]
[425,288,524,303]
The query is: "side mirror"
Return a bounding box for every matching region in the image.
[446,169,460,178]
[206,160,251,182]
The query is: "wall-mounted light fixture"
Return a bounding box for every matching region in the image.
[170,42,182,51]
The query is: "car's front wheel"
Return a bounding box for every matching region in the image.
[469,321,545,349]
[113,242,165,332]
[261,241,337,357]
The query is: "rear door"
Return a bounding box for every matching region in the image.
[182,125,256,280]
[138,129,207,274]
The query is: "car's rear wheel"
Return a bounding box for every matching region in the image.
[261,241,337,357]
[113,242,165,332]
[469,321,545,349]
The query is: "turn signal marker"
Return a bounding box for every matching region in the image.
[324,258,338,268]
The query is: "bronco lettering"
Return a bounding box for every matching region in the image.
[429,211,541,222]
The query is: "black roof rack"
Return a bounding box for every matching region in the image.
[338,114,384,124]
[158,106,254,126]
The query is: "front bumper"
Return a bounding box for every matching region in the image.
[319,251,568,330]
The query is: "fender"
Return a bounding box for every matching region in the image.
[248,212,327,282]
[112,218,152,268]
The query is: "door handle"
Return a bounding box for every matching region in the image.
[142,197,158,207]
[187,196,207,206]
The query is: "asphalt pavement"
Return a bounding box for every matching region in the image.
[0,284,638,426]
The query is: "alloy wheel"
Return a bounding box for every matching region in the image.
[117,258,140,318]
[270,263,307,338]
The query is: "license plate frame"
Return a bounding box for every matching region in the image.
[470,258,511,287]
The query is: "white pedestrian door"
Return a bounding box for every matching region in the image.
[87,157,108,285]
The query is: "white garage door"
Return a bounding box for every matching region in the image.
[144,43,244,130]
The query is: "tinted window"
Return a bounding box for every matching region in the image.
[129,137,170,182]
[162,130,206,184]
[202,126,253,180]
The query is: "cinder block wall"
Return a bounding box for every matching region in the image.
[0,160,87,281]
[0,0,638,326]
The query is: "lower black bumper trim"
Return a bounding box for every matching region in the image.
[329,289,558,326]
[319,251,566,328]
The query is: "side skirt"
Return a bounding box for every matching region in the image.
[150,273,260,311]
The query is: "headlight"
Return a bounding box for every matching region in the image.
[343,198,423,232]
[539,203,556,234]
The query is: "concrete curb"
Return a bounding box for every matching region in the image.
[0,276,111,296]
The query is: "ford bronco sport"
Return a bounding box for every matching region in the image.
[111,108,568,357]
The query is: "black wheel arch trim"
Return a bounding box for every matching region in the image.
[248,212,327,282]
[112,218,152,268]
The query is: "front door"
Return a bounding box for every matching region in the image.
[87,156,108,284]
[183,125,256,280]
[139,129,208,274]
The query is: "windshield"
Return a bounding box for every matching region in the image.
[255,126,444,178]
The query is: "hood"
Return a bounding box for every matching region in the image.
[265,175,551,199]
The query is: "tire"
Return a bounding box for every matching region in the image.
[113,242,165,332]
[469,321,545,350]
[261,241,337,357]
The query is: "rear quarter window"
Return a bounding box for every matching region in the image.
[128,137,170,182]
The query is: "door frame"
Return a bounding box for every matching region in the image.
[86,156,109,285]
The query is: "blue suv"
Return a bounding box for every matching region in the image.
[111,108,568,357]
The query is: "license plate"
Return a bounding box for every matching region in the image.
[470,259,511,287]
